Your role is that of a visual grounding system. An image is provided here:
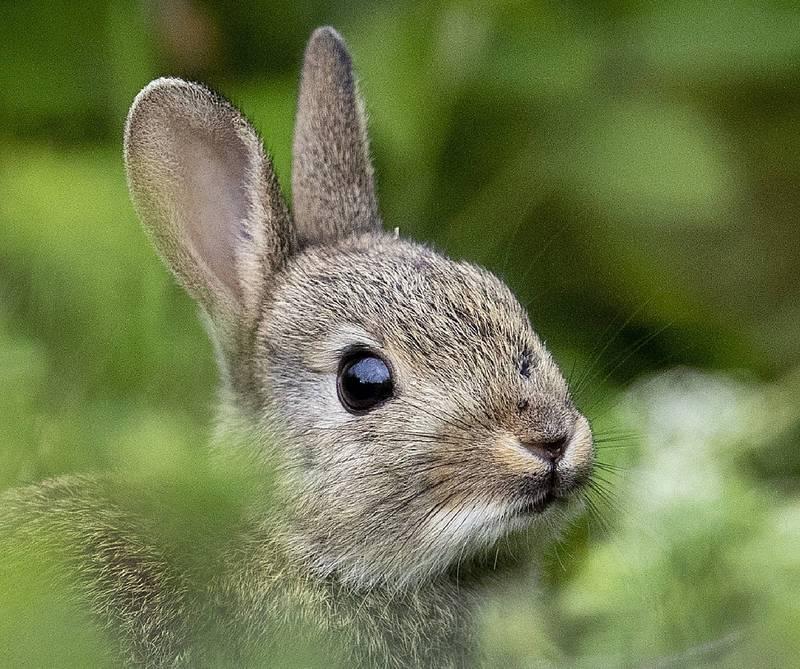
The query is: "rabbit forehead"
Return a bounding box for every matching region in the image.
[269,235,546,363]
[260,234,568,407]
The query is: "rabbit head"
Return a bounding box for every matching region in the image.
[124,27,594,588]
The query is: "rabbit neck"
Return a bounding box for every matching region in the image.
[220,527,480,667]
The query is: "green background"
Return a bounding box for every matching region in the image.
[1,1,799,666]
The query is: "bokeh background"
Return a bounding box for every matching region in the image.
[1,1,799,666]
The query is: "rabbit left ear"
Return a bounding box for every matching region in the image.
[292,27,381,246]
[124,78,295,347]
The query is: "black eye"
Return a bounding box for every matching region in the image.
[337,351,394,413]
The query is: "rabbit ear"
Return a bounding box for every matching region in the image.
[124,78,294,347]
[292,27,380,245]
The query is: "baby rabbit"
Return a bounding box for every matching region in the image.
[1,26,594,668]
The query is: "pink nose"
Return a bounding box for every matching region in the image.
[520,435,567,463]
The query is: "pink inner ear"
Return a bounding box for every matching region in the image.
[178,125,250,300]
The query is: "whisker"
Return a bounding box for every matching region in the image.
[593,461,627,474]
[398,395,496,435]
[593,433,640,450]
[591,428,639,441]
[571,299,654,399]
[586,480,622,518]
[583,321,673,414]
[580,491,613,538]
[381,476,452,514]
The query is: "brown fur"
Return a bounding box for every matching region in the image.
[1,26,594,667]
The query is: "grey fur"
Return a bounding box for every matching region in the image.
[292,27,380,245]
[1,26,594,668]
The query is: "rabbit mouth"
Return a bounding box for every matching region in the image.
[517,489,557,514]
[516,469,580,515]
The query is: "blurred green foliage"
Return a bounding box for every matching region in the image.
[1,1,799,666]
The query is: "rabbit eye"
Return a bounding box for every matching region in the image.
[337,350,393,413]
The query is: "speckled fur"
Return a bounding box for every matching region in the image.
[1,27,594,668]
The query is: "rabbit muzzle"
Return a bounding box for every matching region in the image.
[513,412,594,514]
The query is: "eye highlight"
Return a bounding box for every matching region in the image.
[337,350,394,413]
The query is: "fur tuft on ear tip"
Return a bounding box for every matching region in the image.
[305,25,352,66]
[125,76,190,110]
[124,78,198,153]
[308,25,346,45]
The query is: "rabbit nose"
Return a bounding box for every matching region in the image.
[520,435,568,463]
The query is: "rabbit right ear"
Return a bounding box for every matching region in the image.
[292,27,381,246]
[124,78,295,349]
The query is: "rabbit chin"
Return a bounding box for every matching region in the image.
[297,493,581,590]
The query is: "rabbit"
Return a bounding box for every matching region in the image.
[0,26,594,669]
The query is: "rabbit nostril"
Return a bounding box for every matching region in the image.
[521,435,568,463]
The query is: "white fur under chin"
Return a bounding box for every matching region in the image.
[423,501,525,555]
[417,498,578,572]
[307,499,571,591]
